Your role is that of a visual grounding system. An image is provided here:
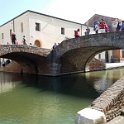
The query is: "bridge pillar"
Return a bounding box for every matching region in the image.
[49,63,61,76]
[75,108,106,124]
[47,48,61,76]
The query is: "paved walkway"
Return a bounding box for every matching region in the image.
[106,63,124,69]
[107,116,124,124]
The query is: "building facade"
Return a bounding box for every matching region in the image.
[1,10,123,64]
[0,10,94,49]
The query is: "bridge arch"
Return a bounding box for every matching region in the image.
[54,31,124,74]
[0,45,50,75]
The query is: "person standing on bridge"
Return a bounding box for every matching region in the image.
[99,19,106,33]
[11,32,16,44]
[121,21,124,31]
[94,21,99,34]
[22,36,27,45]
[85,28,90,35]
[74,29,80,38]
[52,43,57,49]
[116,20,122,31]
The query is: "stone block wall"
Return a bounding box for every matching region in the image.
[91,76,124,122]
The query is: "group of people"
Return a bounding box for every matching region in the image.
[11,32,27,45]
[74,18,124,37]
[94,19,124,34]
[74,28,90,38]
[94,19,109,34]
[74,19,109,37]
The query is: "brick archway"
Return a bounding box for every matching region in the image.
[34,40,41,47]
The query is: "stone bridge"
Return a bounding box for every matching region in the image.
[1,31,124,75]
[0,45,51,75]
[52,31,124,75]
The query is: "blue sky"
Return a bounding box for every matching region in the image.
[0,0,124,25]
[0,0,53,24]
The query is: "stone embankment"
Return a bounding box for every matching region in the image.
[91,76,124,122]
[76,76,124,124]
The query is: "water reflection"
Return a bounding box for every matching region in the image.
[0,72,21,94]
[0,68,123,96]
[0,68,124,124]
[85,68,124,93]
[21,74,99,99]
[21,68,124,95]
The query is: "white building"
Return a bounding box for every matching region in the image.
[0,10,94,49]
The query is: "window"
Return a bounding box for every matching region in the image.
[61,27,65,35]
[21,22,23,32]
[35,22,40,31]
[2,33,4,39]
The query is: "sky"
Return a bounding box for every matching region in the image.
[0,0,124,25]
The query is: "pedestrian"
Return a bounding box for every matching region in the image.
[22,36,27,45]
[52,43,57,49]
[99,19,106,33]
[112,19,118,32]
[121,21,124,31]
[74,29,80,38]
[116,21,121,31]
[85,28,90,35]
[11,32,16,44]
[94,21,99,34]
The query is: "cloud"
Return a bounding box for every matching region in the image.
[45,0,124,23]
[45,0,94,23]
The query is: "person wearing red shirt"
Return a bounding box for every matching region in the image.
[99,19,106,33]
[74,29,80,38]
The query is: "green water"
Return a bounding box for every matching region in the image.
[0,68,124,124]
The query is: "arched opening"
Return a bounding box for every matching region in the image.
[34,40,41,47]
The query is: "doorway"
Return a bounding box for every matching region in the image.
[34,40,41,47]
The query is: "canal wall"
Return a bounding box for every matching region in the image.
[0,61,22,73]
[76,76,124,124]
[0,58,105,76]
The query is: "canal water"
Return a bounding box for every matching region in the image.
[0,68,124,124]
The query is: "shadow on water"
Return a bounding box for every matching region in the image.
[21,73,100,99]
[21,67,124,99]
[0,69,123,124]
[1,67,124,100]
